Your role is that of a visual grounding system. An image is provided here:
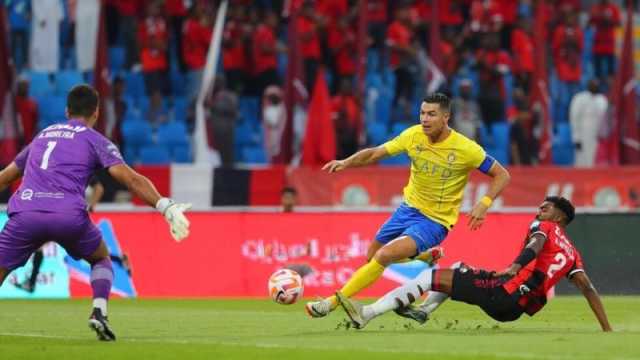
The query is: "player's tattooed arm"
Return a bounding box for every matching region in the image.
[494,234,546,277]
[322,146,389,173]
[570,271,613,332]
[0,162,22,192]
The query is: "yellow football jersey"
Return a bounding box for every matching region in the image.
[383,125,491,229]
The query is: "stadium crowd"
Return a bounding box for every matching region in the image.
[4,0,635,167]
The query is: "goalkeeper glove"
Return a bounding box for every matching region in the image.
[156,198,191,242]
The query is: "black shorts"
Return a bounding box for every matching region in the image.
[450,265,524,322]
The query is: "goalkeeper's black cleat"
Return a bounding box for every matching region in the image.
[88,308,116,341]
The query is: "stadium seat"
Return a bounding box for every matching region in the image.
[484,122,511,165]
[109,47,126,72]
[172,96,189,123]
[391,122,406,137]
[367,122,388,145]
[374,92,392,124]
[37,95,67,126]
[366,49,381,73]
[124,71,147,100]
[366,73,383,91]
[552,123,574,166]
[241,145,267,164]
[239,96,260,123]
[123,145,139,164]
[157,121,189,147]
[234,122,254,147]
[170,70,186,97]
[139,144,171,165]
[490,122,511,148]
[121,120,153,147]
[27,72,54,97]
[55,70,84,96]
[172,145,192,163]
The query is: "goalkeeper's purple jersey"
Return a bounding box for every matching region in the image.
[8,119,124,215]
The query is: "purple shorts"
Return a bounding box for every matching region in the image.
[0,211,102,271]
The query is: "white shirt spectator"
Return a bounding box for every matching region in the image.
[569,88,608,167]
[75,0,100,72]
[30,0,64,72]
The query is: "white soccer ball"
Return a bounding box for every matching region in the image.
[268,268,304,305]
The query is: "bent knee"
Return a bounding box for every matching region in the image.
[373,247,400,266]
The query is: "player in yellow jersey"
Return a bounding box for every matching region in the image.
[305,93,511,318]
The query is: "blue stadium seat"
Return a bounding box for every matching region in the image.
[554,122,573,146]
[124,71,147,100]
[170,70,186,97]
[552,123,574,165]
[490,122,511,148]
[238,96,260,123]
[484,122,511,165]
[139,144,171,165]
[391,122,406,137]
[123,145,139,164]
[172,96,189,123]
[241,146,267,164]
[367,122,388,145]
[28,72,54,97]
[109,46,126,72]
[37,95,67,128]
[137,95,150,116]
[172,145,192,163]
[55,70,84,96]
[234,121,254,147]
[121,120,153,147]
[157,121,189,147]
[374,92,392,124]
[366,73,383,91]
[366,49,381,73]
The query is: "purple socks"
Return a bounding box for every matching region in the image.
[90,258,113,315]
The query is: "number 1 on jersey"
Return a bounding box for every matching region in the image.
[40,141,57,170]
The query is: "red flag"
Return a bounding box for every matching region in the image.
[531,0,553,164]
[0,5,19,165]
[93,0,110,135]
[301,68,336,166]
[616,0,639,164]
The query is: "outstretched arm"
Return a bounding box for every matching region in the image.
[494,233,546,277]
[322,145,389,173]
[570,271,612,332]
[468,161,511,230]
[108,164,162,207]
[108,164,191,242]
[0,163,22,193]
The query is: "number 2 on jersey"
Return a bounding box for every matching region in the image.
[40,141,57,170]
[547,253,567,278]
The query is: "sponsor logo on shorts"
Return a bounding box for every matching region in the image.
[20,189,33,200]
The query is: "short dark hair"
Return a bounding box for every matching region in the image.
[423,92,452,113]
[545,196,575,225]
[67,84,99,118]
[282,186,297,195]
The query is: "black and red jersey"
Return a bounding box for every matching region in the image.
[503,220,584,316]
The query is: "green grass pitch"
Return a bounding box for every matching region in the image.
[1,296,638,360]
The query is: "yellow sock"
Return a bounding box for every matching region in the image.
[327,259,386,309]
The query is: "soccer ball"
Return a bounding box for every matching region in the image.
[268,269,304,305]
